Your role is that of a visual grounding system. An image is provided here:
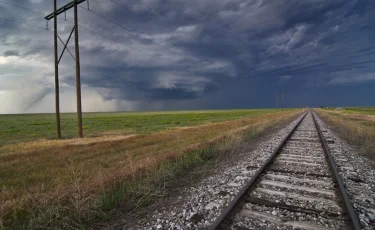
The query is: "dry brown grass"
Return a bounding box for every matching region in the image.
[326,110,375,122]
[0,135,136,154]
[0,110,302,228]
[316,109,375,163]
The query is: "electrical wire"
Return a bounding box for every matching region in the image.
[0,1,163,58]
[63,19,153,56]
[0,16,47,30]
[0,0,177,70]
[0,0,46,14]
[0,0,252,79]
[67,0,183,56]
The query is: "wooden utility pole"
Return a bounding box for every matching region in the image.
[276,94,279,109]
[46,0,86,138]
[276,93,285,111]
[54,0,61,139]
[74,0,83,138]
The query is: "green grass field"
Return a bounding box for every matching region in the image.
[0,109,301,228]
[323,107,375,115]
[317,107,375,164]
[341,107,375,115]
[0,109,290,146]
[321,107,375,127]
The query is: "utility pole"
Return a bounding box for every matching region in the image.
[54,0,61,139]
[74,0,83,138]
[45,0,86,138]
[276,93,285,111]
[276,94,279,110]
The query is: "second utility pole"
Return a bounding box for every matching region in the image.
[74,0,83,138]
[54,0,61,139]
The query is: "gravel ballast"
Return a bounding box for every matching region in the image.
[115,111,375,230]
[233,112,347,230]
[124,114,306,229]
[314,112,375,230]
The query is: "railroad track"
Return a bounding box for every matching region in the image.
[208,111,361,230]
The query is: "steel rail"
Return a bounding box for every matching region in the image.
[208,111,308,230]
[312,111,362,230]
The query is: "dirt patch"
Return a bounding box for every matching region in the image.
[96,114,299,229]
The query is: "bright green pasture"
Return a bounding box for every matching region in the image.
[0,109,292,146]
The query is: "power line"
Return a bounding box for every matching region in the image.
[1,2,222,100]
[68,0,182,56]
[0,16,47,30]
[0,0,165,68]
[87,0,256,76]
[0,1,158,57]
[62,0,182,60]
[0,0,239,79]
[0,1,312,82]
[62,19,152,56]
[0,0,46,14]
[89,10,164,47]
[79,0,247,76]
[67,27,155,67]
[58,17,186,70]
[0,15,169,74]
[0,0,229,68]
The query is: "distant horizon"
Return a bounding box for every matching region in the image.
[1,105,374,116]
[1,1,374,114]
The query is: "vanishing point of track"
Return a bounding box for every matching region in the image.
[209,111,361,230]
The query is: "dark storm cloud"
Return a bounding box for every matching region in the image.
[72,63,219,100]
[85,0,375,105]
[1,0,375,112]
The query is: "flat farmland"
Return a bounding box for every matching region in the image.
[0,109,302,228]
[316,107,375,162]
[319,107,375,127]
[1,109,290,147]
[339,107,375,116]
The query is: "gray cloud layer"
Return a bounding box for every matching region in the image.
[1,0,375,113]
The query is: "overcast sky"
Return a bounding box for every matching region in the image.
[0,0,374,114]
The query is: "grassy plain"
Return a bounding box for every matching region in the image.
[0,109,285,147]
[336,107,375,116]
[0,109,301,228]
[316,107,375,163]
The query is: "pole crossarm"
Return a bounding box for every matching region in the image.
[58,27,75,63]
[45,0,86,20]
